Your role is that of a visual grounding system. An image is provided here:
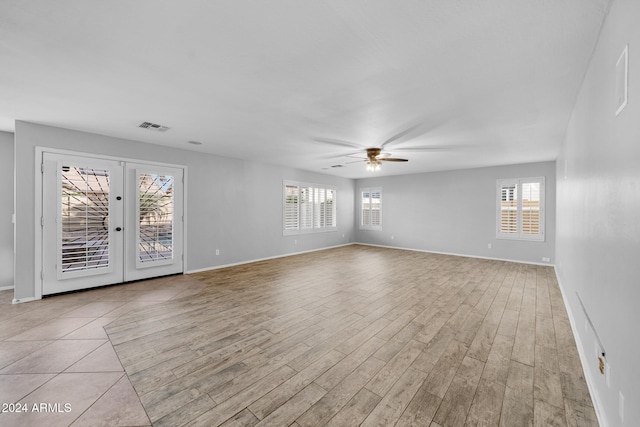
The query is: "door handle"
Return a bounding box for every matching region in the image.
[115,227,123,232]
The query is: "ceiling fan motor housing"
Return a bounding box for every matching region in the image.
[366,148,382,161]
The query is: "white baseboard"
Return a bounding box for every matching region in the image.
[187,242,555,275]
[186,243,354,274]
[354,242,555,267]
[553,267,608,427]
[13,296,38,304]
[0,285,14,292]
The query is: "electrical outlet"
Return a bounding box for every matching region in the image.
[487,243,492,249]
[294,240,297,245]
[215,249,220,256]
[542,257,550,262]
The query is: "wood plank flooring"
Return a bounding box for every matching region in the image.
[104,245,598,426]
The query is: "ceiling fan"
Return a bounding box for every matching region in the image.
[313,118,457,172]
[360,147,407,171]
[316,138,455,172]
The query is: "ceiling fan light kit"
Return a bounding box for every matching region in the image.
[363,147,407,172]
[366,160,381,172]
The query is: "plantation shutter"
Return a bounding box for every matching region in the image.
[362,191,371,227]
[282,181,337,235]
[283,181,337,234]
[371,189,382,227]
[499,181,518,235]
[300,186,313,229]
[521,182,541,235]
[497,178,544,241]
[326,189,336,227]
[315,187,326,228]
[284,184,299,230]
[360,188,382,230]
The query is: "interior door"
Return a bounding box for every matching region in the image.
[42,153,184,295]
[42,154,124,295]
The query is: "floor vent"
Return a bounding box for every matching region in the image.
[138,121,170,132]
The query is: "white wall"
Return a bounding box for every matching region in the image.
[556,0,640,425]
[14,122,354,300]
[355,161,556,265]
[0,131,13,289]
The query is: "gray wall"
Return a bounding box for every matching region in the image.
[556,0,640,425]
[355,161,556,265]
[14,122,354,300]
[0,131,13,289]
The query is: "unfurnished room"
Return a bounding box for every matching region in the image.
[0,1,638,426]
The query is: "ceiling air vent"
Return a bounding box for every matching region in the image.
[137,121,170,132]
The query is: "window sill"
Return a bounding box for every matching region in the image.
[496,234,545,242]
[283,227,337,236]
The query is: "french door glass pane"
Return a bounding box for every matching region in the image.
[138,173,174,263]
[60,166,110,273]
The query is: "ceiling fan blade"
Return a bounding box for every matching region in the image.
[312,137,364,149]
[378,157,408,162]
[380,124,423,149]
[322,151,364,159]
[344,153,367,159]
[380,116,452,149]
[391,144,469,152]
[345,159,366,164]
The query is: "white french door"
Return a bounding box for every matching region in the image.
[124,163,183,281]
[42,153,184,295]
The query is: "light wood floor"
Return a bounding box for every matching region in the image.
[105,245,598,426]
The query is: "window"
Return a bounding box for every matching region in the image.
[497,177,544,241]
[361,187,382,230]
[283,181,336,234]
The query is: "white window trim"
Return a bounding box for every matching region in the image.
[360,187,382,231]
[496,177,545,241]
[283,180,337,235]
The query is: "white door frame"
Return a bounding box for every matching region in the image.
[34,147,188,300]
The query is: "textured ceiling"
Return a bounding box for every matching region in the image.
[0,0,611,178]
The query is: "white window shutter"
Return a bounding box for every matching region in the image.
[497,178,544,241]
[498,181,518,236]
[283,181,337,235]
[284,184,299,230]
[360,188,382,230]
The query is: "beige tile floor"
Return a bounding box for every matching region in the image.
[0,247,597,426]
[0,275,207,427]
